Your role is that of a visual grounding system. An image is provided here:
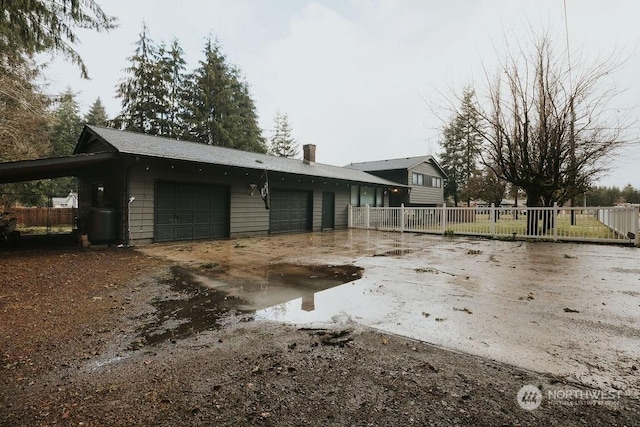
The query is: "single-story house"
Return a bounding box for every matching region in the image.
[346,155,447,207]
[51,191,78,208]
[65,125,407,245]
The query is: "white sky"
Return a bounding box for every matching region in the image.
[44,0,640,188]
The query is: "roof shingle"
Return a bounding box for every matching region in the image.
[80,126,406,187]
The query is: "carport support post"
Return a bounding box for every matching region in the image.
[400,203,405,233]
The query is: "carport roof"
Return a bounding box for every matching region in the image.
[77,125,408,187]
[0,152,118,184]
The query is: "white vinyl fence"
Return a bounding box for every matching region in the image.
[348,203,639,246]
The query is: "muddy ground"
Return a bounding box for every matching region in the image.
[1,233,639,426]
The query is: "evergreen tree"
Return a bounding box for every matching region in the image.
[84,97,109,126]
[157,39,187,138]
[114,23,164,134]
[183,38,265,153]
[0,0,116,78]
[50,88,82,157]
[46,88,82,197]
[268,112,299,158]
[439,87,481,206]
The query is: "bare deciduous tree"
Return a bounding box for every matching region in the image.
[462,33,632,234]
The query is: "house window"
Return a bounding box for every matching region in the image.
[412,173,424,186]
[91,182,105,207]
[376,188,383,207]
[360,186,375,206]
[350,185,359,206]
[350,185,384,207]
[431,177,442,188]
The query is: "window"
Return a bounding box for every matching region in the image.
[412,173,442,188]
[376,188,384,207]
[360,186,375,206]
[350,185,385,207]
[350,185,359,206]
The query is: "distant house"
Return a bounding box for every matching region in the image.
[346,155,447,207]
[51,191,78,208]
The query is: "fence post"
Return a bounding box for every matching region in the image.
[634,205,639,247]
[348,204,352,228]
[490,203,496,236]
[553,202,559,241]
[400,203,405,233]
[441,204,447,235]
[365,204,370,230]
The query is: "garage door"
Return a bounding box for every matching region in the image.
[270,190,312,234]
[155,182,229,242]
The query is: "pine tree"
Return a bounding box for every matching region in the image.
[183,38,265,153]
[157,39,187,138]
[268,112,299,158]
[0,0,116,79]
[46,88,82,196]
[50,89,82,157]
[440,87,481,206]
[114,23,164,134]
[84,98,109,126]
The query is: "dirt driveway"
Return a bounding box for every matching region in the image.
[1,230,639,426]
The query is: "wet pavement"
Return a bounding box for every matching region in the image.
[139,230,640,397]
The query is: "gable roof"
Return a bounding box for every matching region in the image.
[346,155,447,178]
[76,126,407,188]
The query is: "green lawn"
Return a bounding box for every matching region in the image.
[432,214,618,239]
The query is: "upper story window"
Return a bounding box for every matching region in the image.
[412,172,442,188]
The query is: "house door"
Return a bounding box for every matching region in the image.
[322,192,335,230]
[155,182,229,242]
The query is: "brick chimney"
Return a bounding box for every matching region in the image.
[303,144,316,165]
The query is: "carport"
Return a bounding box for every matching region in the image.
[0,152,120,244]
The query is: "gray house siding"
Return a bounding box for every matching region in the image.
[122,158,354,244]
[73,127,406,245]
[407,163,444,206]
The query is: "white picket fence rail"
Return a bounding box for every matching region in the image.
[348,203,639,246]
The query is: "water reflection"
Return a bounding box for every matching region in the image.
[132,264,362,347]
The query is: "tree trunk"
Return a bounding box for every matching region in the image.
[525,192,541,236]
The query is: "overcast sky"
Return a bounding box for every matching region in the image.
[45,0,640,188]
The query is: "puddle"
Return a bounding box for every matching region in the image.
[132,264,362,347]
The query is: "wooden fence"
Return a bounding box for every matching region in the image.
[9,207,77,228]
